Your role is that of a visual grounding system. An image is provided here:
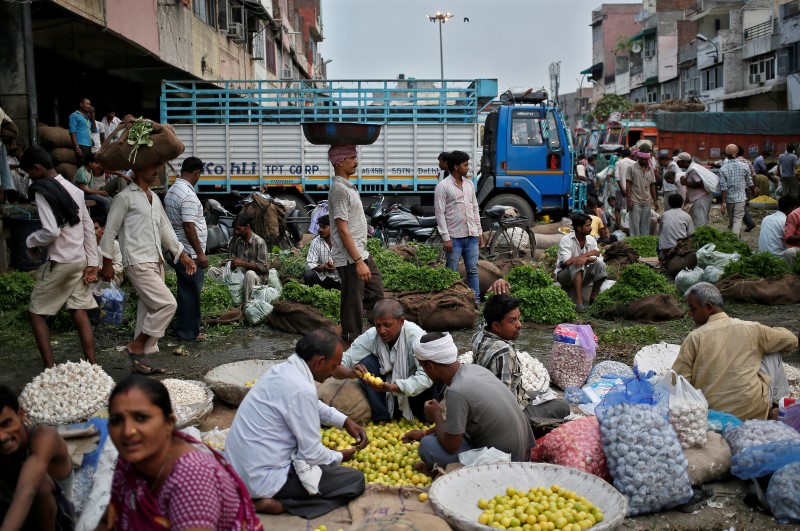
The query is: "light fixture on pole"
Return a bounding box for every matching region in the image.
[427,11,453,80]
[314,59,333,79]
[696,33,719,63]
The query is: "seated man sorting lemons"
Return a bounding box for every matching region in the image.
[474,295,571,421]
[402,332,536,471]
[334,299,440,422]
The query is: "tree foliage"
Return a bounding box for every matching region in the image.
[590,94,631,121]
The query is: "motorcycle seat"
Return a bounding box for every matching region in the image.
[484,205,509,219]
[416,216,438,228]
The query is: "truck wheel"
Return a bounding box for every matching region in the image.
[484,194,535,228]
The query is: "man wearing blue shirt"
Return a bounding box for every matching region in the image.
[69,98,93,166]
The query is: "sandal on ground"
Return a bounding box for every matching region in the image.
[575,304,587,313]
[127,351,166,375]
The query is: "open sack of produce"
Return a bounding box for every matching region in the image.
[549,324,596,390]
[591,264,683,322]
[715,274,800,305]
[530,416,611,481]
[596,369,693,516]
[96,117,184,171]
[267,281,339,333]
[161,379,214,429]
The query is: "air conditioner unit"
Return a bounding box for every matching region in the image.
[227,22,245,41]
[685,89,697,97]
[750,73,762,83]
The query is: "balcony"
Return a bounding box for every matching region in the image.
[744,19,777,40]
[744,19,780,59]
[309,14,323,40]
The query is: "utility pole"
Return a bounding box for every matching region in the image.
[427,12,453,80]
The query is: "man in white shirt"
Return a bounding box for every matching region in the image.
[759,194,798,268]
[100,104,122,137]
[99,163,196,374]
[226,328,368,518]
[333,299,438,422]
[165,157,208,341]
[303,215,340,290]
[20,146,100,368]
[658,194,695,260]
[555,213,607,312]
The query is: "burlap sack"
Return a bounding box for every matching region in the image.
[266,300,336,334]
[316,378,372,424]
[534,232,564,250]
[97,118,184,171]
[51,147,78,166]
[240,196,287,246]
[349,484,449,530]
[56,163,77,181]
[391,243,417,262]
[599,293,684,322]
[458,260,503,296]
[664,237,698,277]
[494,258,529,277]
[38,125,73,150]
[685,431,732,486]
[602,241,640,267]
[533,220,571,235]
[388,282,477,331]
[716,274,800,305]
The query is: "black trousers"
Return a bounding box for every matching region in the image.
[274,463,365,519]
[336,257,383,343]
[173,258,204,340]
[302,269,341,290]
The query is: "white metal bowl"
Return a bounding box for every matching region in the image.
[203,359,282,406]
[429,462,627,531]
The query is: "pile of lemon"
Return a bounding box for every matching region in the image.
[244,379,258,388]
[361,371,384,386]
[320,419,433,487]
[752,195,777,203]
[476,485,604,531]
[312,526,342,531]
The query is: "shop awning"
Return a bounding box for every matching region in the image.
[714,82,786,102]
[580,63,603,80]
[630,27,657,41]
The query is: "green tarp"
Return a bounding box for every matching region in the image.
[655,112,800,135]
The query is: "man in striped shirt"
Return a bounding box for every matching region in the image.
[303,215,340,290]
[434,150,482,304]
[719,144,754,237]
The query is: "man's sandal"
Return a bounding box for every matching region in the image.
[127,351,166,375]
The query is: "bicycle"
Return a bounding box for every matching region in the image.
[479,206,537,261]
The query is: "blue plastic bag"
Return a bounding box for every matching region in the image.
[92,282,125,325]
[595,367,669,423]
[731,440,800,479]
[563,386,591,405]
[707,409,742,434]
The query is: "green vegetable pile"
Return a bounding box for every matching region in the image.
[545,245,560,259]
[409,243,441,264]
[280,254,308,279]
[280,281,341,322]
[126,118,154,165]
[504,265,578,324]
[368,237,460,292]
[590,263,676,316]
[722,252,789,280]
[0,272,35,312]
[624,236,658,257]
[692,225,752,256]
[598,325,661,346]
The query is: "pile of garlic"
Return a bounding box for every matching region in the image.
[767,462,800,523]
[457,351,550,394]
[599,402,693,516]
[549,342,593,390]
[724,419,800,455]
[20,360,114,425]
[669,402,707,449]
[162,379,210,408]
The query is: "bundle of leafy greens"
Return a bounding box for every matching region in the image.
[369,237,459,292]
[692,225,752,256]
[281,281,341,322]
[504,266,578,324]
[624,236,659,258]
[590,263,676,316]
[722,252,789,280]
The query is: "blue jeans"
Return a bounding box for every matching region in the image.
[173,258,204,340]
[85,193,112,215]
[446,236,479,303]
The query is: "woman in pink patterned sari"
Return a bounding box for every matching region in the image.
[96,375,262,531]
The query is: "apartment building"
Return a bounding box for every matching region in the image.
[0,0,326,144]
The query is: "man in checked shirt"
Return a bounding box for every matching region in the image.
[719,144,755,237]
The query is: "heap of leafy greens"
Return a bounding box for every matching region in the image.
[722,252,789,280]
[504,265,578,324]
[369,238,460,292]
[590,263,676,316]
[624,236,659,258]
[281,281,341,322]
[692,225,752,256]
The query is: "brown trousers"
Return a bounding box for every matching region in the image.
[336,257,383,343]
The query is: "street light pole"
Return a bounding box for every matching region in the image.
[427,12,452,80]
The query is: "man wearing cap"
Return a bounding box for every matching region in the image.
[678,152,712,227]
[401,332,536,471]
[626,148,658,236]
[327,145,383,343]
[719,144,754,237]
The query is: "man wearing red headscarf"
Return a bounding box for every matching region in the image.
[327,145,384,343]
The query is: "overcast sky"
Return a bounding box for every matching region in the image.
[319,0,641,97]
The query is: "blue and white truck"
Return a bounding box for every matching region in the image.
[160,78,580,220]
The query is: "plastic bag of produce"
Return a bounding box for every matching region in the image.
[730,440,800,479]
[93,282,125,325]
[707,409,743,434]
[696,243,740,269]
[530,416,610,480]
[596,369,693,516]
[587,361,634,385]
[563,386,592,405]
[548,324,597,390]
[222,262,245,306]
[268,268,282,291]
[250,285,281,304]
[723,419,800,455]
[783,404,800,433]
[689,162,720,194]
[702,265,725,284]
[244,299,273,325]
[767,462,800,523]
[663,370,708,449]
[675,266,705,295]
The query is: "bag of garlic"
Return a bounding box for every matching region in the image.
[659,370,708,449]
[723,419,800,455]
[548,324,597,390]
[767,461,800,524]
[596,369,693,516]
[730,440,800,479]
[529,416,611,481]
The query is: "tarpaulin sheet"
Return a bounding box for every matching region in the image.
[655,112,800,135]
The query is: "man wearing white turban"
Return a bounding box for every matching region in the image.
[401,332,536,471]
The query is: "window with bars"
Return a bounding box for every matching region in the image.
[266,32,276,74]
[749,56,776,84]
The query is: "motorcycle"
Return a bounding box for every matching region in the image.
[368,195,441,246]
[205,198,235,253]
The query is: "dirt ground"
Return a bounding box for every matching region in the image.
[2,203,799,529]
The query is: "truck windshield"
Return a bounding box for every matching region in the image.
[546,110,562,152]
[510,116,544,146]
[606,127,622,145]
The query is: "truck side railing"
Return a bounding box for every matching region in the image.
[160,79,498,125]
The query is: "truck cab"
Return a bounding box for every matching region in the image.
[604,112,658,151]
[477,88,575,221]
